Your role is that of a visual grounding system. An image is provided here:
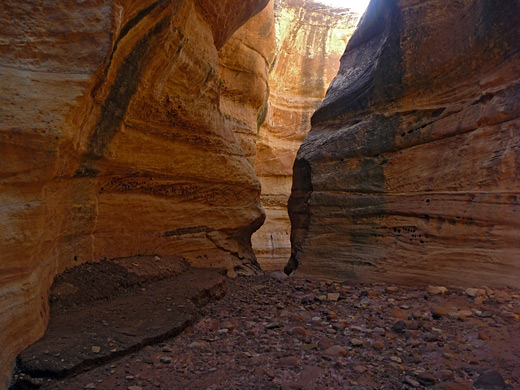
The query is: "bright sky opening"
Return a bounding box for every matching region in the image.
[315,0,371,14]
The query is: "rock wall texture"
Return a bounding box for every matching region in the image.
[0,0,272,387]
[252,0,359,269]
[219,1,276,165]
[288,0,520,287]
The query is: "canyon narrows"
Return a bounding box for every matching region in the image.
[1,0,519,388]
[252,0,359,270]
[288,0,520,287]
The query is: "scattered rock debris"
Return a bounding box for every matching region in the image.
[11,275,520,389]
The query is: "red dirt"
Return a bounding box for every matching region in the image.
[15,273,520,390]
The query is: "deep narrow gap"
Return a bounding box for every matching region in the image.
[251,0,368,272]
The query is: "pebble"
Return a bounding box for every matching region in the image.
[474,370,506,389]
[91,346,101,354]
[323,345,347,357]
[160,357,172,364]
[404,376,421,388]
[265,322,281,329]
[350,338,364,347]
[437,369,455,380]
[354,365,367,374]
[85,384,96,389]
[327,293,340,301]
[458,310,473,318]
[318,339,334,350]
[431,306,451,318]
[428,286,448,295]
[412,311,424,319]
[416,371,436,385]
[291,326,309,337]
[465,288,480,297]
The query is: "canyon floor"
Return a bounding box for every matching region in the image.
[12,271,520,390]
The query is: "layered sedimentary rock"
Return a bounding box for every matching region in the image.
[0,0,272,387]
[288,0,520,287]
[252,0,359,269]
[219,2,276,164]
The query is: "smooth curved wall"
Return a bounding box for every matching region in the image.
[0,0,273,386]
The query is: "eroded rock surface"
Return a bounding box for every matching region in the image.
[288,0,520,286]
[0,0,271,386]
[252,0,359,269]
[219,1,276,165]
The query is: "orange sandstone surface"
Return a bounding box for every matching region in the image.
[0,0,272,386]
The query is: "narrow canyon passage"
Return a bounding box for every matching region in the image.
[1,0,519,389]
[252,0,360,270]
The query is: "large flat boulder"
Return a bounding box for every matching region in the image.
[12,258,226,386]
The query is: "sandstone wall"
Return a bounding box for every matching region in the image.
[0,0,272,387]
[252,0,359,269]
[219,2,276,165]
[288,0,520,287]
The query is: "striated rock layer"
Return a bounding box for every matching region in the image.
[288,0,520,287]
[0,0,272,387]
[219,1,276,165]
[253,0,359,269]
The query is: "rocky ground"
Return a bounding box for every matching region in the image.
[16,273,520,390]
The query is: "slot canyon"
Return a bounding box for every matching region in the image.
[0,0,519,389]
